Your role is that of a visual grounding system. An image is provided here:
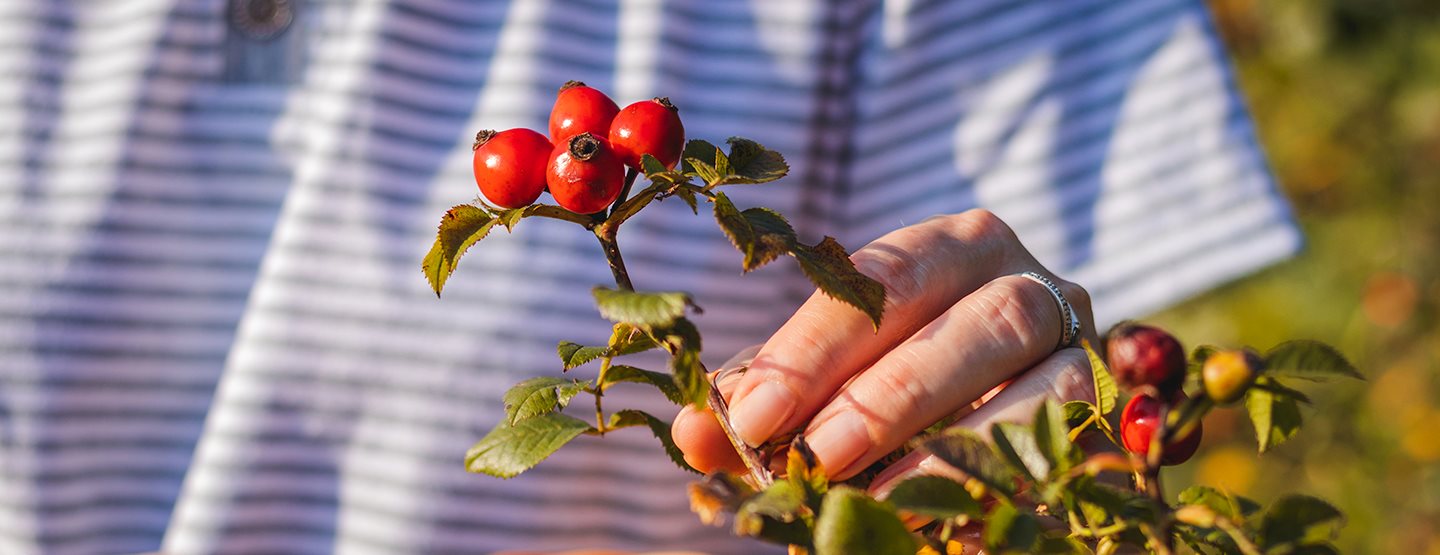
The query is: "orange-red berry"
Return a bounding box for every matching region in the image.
[546,133,624,215]
[548,81,620,144]
[472,129,552,209]
[1120,393,1201,466]
[609,97,685,170]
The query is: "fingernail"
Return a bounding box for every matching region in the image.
[869,467,923,499]
[729,381,796,447]
[805,411,870,477]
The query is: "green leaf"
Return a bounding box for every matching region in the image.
[501,377,588,425]
[591,287,696,327]
[639,153,690,186]
[1246,383,1304,453]
[982,503,1042,554]
[1252,376,1313,404]
[1264,341,1362,381]
[673,185,700,214]
[918,427,1019,496]
[885,475,982,519]
[465,412,593,478]
[680,139,720,175]
[556,341,609,370]
[813,487,918,555]
[1082,340,1119,416]
[734,480,811,544]
[1178,486,1261,521]
[713,137,789,186]
[1072,476,1152,524]
[1259,495,1344,549]
[610,322,660,356]
[793,237,887,330]
[659,318,709,407]
[992,422,1048,483]
[1063,400,1096,430]
[711,192,798,272]
[602,365,682,404]
[1033,399,1078,475]
[682,138,788,188]
[786,435,829,507]
[422,205,499,297]
[606,409,698,474]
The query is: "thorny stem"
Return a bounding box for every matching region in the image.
[596,228,634,292]
[707,382,776,488]
[590,172,773,489]
[611,167,639,216]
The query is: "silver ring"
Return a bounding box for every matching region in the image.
[1017,271,1081,349]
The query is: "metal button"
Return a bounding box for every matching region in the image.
[228,0,294,41]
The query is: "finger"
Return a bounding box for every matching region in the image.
[672,404,746,474]
[798,274,1072,479]
[671,350,758,474]
[726,210,1034,447]
[866,347,1094,498]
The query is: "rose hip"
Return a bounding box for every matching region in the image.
[546,132,624,215]
[1106,324,1187,395]
[609,97,685,170]
[1120,393,1202,466]
[472,129,552,209]
[1202,349,1262,403]
[548,80,620,144]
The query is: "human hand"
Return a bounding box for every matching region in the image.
[672,209,1098,494]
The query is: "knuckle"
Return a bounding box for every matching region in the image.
[974,277,1053,353]
[852,247,927,307]
[945,208,1017,244]
[1055,277,1092,320]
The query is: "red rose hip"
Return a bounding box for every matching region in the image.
[1120,393,1202,466]
[1106,323,1187,395]
[472,129,552,209]
[548,80,620,143]
[546,133,624,215]
[609,97,685,170]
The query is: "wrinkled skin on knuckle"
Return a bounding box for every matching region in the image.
[970,277,1053,356]
[852,244,929,308]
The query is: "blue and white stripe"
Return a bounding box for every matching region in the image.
[0,1,1298,553]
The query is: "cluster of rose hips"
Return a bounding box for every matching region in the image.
[472,81,685,214]
[1105,324,1261,465]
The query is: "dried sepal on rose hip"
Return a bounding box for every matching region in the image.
[1105,323,1187,396]
[1120,392,1202,466]
[472,129,553,209]
[548,80,621,143]
[609,97,685,170]
[1202,349,1262,404]
[546,132,625,215]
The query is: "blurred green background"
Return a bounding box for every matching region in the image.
[1153,1,1440,552]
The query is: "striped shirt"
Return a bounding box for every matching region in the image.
[0,0,1299,553]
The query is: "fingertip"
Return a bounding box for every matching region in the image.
[671,404,746,474]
